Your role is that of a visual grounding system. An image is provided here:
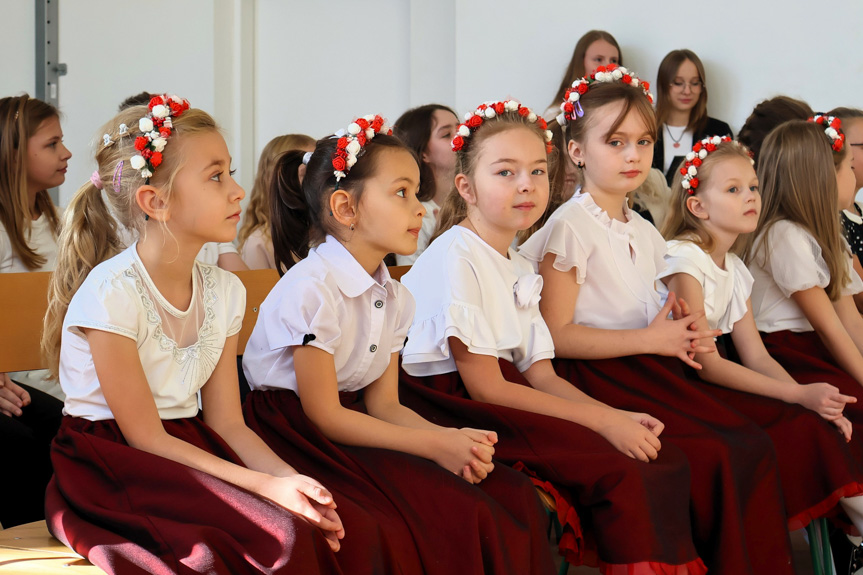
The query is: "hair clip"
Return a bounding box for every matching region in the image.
[103,134,114,147]
[453,100,553,154]
[302,151,313,165]
[90,170,103,190]
[118,123,128,135]
[112,160,125,192]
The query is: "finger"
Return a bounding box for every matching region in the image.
[462,428,497,446]
[470,444,494,464]
[298,481,336,507]
[678,297,691,316]
[650,418,665,437]
[469,459,488,481]
[642,441,659,461]
[485,430,498,445]
[679,352,704,370]
[688,329,722,341]
[837,393,858,404]
[317,505,344,534]
[461,465,476,484]
[631,447,650,463]
[0,396,22,417]
[0,386,23,407]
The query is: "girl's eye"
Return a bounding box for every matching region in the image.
[638,138,653,146]
[396,189,406,198]
[497,169,512,176]
[727,186,738,194]
[750,185,759,193]
[608,140,622,147]
[229,169,237,177]
[532,169,546,176]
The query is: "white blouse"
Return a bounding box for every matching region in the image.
[749,220,863,333]
[395,199,440,266]
[519,190,667,329]
[401,226,554,376]
[60,244,245,421]
[0,214,57,273]
[657,240,753,334]
[243,235,413,394]
[241,228,276,270]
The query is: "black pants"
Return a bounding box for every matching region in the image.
[0,382,62,528]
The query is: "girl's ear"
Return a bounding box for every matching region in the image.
[135,185,170,222]
[330,188,357,228]
[567,138,585,168]
[686,194,709,221]
[454,173,477,206]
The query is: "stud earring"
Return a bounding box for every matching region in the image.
[350,223,355,231]
[576,161,584,169]
[144,214,150,221]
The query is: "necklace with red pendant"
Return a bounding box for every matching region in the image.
[666,124,686,149]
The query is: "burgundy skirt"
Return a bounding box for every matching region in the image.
[243,389,556,575]
[553,354,795,575]
[398,364,706,575]
[46,416,341,575]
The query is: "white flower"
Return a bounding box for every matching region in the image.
[149,131,159,140]
[686,152,696,161]
[464,111,474,121]
[611,69,623,80]
[130,155,146,170]
[118,123,128,135]
[458,125,470,137]
[528,112,537,122]
[688,165,698,177]
[682,179,691,189]
[513,274,543,309]
[365,128,375,139]
[711,136,722,145]
[346,155,357,168]
[346,140,361,155]
[505,100,519,112]
[545,130,553,142]
[826,127,839,139]
[139,118,154,133]
[569,92,580,103]
[163,117,172,129]
[630,78,639,87]
[334,170,346,180]
[140,168,153,179]
[151,105,168,119]
[363,114,375,122]
[698,149,708,159]
[484,107,496,119]
[348,123,361,135]
[152,137,167,152]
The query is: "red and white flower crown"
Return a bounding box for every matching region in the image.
[333,114,392,183]
[808,114,845,152]
[452,100,553,154]
[680,136,755,194]
[557,64,653,126]
[129,94,190,180]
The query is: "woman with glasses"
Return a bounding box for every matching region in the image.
[652,49,733,185]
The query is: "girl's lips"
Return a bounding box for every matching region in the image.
[744,209,758,216]
[408,228,420,237]
[621,170,641,178]
[228,211,241,220]
[514,203,535,210]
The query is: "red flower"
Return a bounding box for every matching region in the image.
[493,102,505,114]
[356,118,370,130]
[564,89,572,101]
[477,104,488,111]
[357,132,367,146]
[537,118,547,130]
[452,136,464,151]
[693,142,703,152]
[705,143,716,152]
[337,137,348,149]
[641,81,650,91]
[834,140,844,152]
[622,74,632,84]
[564,102,574,115]
[577,83,589,95]
[606,63,618,72]
[518,106,530,117]
[152,118,164,128]
[831,117,841,129]
[690,177,700,189]
[160,127,172,138]
[150,152,163,167]
[333,156,347,172]
[371,117,383,131]
[466,115,482,128]
[142,149,153,160]
[546,142,554,154]
[595,65,607,73]
[680,167,688,176]
[169,101,184,116]
[335,149,348,159]
[148,95,165,109]
[693,157,702,167]
[134,137,148,151]
[647,95,654,104]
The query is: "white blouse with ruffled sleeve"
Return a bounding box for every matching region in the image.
[657,240,753,334]
[242,235,414,394]
[518,190,667,329]
[748,220,863,333]
[400,225,554,377]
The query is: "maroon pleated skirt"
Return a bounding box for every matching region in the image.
[398,363,706,575]
[243,389,556,575]
[762,330,863,426]
[46,415,342,575]
[553,354,795,575]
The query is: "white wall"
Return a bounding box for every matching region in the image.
[0,0,35,97]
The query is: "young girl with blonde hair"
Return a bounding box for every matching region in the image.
[659,135,863,535]
[41,96,350,574]
[520,67,794,574]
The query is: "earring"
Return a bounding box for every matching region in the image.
[349,223,355,231]
[144,214,150,221]
[576,161,584,169]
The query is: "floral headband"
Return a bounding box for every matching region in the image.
[126,94,191,180]
[557,64,653,126]
[808,114,845,152]
[452,100,553,154]
[333,114,392,185]
[680,136,755,194]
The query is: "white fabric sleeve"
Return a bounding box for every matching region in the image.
[391,283,416,353]
[764,223,830,298]
[0,227,12,273]
[658,241,708,285]
[65,275,140,341]
[520,217,589,283]
[222,271,246,337]
[217,242,240,256]
[727,254,755,327]
[262,277,341,354]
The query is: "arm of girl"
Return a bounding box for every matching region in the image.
[293,346,494,484]
[538,254,720,367]
[852,254,863,314]
[450,337,663,462]
[216,252,249,272]
[793,287,863,387]
[834,292,863,355]
[86,329,344,551]
[666,273,854,434]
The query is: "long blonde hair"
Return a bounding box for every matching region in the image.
[662,140,754,253]
[42,105,219,378]
[0,95,62,269]
[238,133,315,248]
[742,120,850,300]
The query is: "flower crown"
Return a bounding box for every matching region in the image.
[128,95,191,180]
[557,64,653,126]
[452,100,553,154]
[333,114,392,183]
[808,114,845,152]
[679,135,755,194]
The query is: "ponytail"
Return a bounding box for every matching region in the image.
[42,181,124,378]
[269,150,310,275]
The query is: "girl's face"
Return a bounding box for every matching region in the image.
[836,151,856,211]
[26,116,71,195]
[424,109,459,177]
[583,39,619,76]
[463,126,549,235]
[667,59,702,117]
[690,155,760,236]
[568,101,654,198]
[843,118,863,191]
[168,131,245,244]
[354,147,425,256]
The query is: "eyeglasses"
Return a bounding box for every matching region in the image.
[670,80,703,91]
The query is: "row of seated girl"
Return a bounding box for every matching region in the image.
[3,71,863,574]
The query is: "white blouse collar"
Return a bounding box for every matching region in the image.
[315,235,394,298]
[575,189,635,236]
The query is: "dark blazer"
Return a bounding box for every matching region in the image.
[653,116,733,185]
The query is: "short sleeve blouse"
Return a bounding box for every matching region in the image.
[0,214,57,273]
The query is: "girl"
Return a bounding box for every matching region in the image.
[241,115,555,575]
[652,50,732,185]
[737,95,813,167]
[0,94,67,528]
[239,133,316,270]
[744,119,863,428]
[401,99,705,574]
[520,68,795,574]
[658,135,863,534]
[545,30,622,120]
[392,104,459,264]
[41,96,348,574]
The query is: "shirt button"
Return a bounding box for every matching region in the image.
[374,300,383,309]
[369,344,378,352]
